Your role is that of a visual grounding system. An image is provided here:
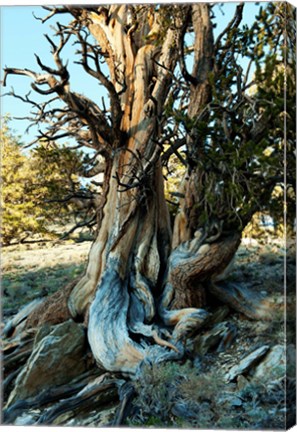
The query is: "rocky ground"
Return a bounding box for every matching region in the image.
[1,236,296,428]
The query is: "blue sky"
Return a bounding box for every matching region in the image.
[1,3,262,144]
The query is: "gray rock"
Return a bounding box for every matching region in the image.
[236,374,250,390]
[7,319,86,407]
[253,345,285,380]
[218,394,243,407]
[34,322,53,346]
[225,345,270,382]
[171,401,199,419]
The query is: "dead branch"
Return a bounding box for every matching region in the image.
[37,376,120,425]
[60,215,97,240]
[75,28,122,129]
[214,3,244,51]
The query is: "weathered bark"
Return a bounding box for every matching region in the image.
[37,375,120,425]
[69,2,238,376]
[112,382,136,426]
[2,5,273,389]
[25,276,81,329]
[167,233,241,310]
[59,6,189,374]
[3,369,102,424]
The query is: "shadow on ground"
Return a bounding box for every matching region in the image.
[2,262,85,317]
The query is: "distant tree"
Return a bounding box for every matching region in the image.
[1,120,49,245]
[1,120,97,244]
[32,141,99,239]
[3,3,295,377]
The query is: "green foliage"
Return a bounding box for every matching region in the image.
[128,361,225,427]
[1,121,51,245]
[166,2,296,233]
[1,120,88,245]
[32,140,83,201]
[128,357,288,430]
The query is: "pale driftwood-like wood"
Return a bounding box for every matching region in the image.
[112,381,136,426]
[209,281,273,321]
[63,7,189,373]
[3,299,44,338]
[37,375,120,425]
[3,369,104,424]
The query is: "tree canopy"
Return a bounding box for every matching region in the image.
[1,119,98,245]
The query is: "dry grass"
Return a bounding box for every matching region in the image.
[2,240,91,316]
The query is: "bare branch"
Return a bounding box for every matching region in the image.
[214,3,244,51]
[3,68,42,87]
[75,29,122,129]
[178,10,197,85]
[161,138,187,164]
[60,215,97,240]
[34,6,70,24]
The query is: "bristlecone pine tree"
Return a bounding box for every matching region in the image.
[3,1,295,415]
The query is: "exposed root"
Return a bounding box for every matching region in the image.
[112,381,136,426]
[37,374,121,425]
[209,281,273,321]
[151,330,180,353]
[25,276,82,330]
[3,299,44,338]
[3,370,101,424]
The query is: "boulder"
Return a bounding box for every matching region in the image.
[7,319,86,407]
[253,345,285,380]
[225,345,270,382]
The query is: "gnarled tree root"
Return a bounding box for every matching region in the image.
[112,381,136,426]
[37,374,121,425]
[3,369,104,424]
[209,281,273,320]
[25,276,82,330]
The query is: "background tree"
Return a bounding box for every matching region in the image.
[1,120,51,245]
[2,2,295,379]
[32,141,99,239]
[1,119,98,245]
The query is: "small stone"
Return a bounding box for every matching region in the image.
[253,345,285,380]
[229,396,243,407]
[14,413,37,425]
[172,401,197,419]
[237,374,250,390]
[225,345,270,382]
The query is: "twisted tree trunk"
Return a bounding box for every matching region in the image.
[63,6,186,373]
[3,5,270,385]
